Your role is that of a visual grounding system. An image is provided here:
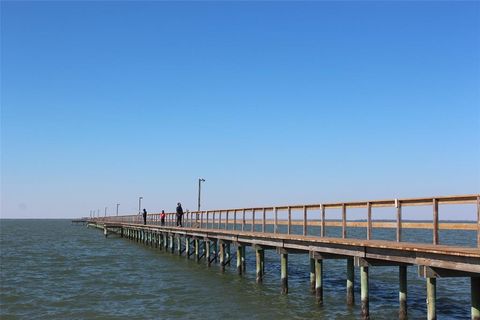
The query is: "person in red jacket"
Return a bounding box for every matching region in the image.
[160,210,166,226]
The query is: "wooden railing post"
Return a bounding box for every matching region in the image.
[303,206,307,236]
[242,209,246,231]
[321,205,325,237]
[288,206,292,235]
[252,209,255,232]
[367,202,372,240]
[342,204,347,239]
[433,198,439,245]
[233,210,237,230]
[274,207,278,234]
[477,196,480,248]
[226,210,229,230]
[396,199,402,242]
[262,208,266,233]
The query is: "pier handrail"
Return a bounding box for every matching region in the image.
[89,194,480,248]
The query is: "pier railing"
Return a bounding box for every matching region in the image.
[91,194,480,248]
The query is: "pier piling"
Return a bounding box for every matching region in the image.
[473,277,480,320]
[310,256,315,293]
[399,266,408,320]
[281,252,288,294]
[315,258,323,304]
[255,247,265,283]
[361,266,369,319]
[347,258,355,305]
[427,277,436,320]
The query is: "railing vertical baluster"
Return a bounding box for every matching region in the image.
[288,206,291,235]
[342,204,347,239]
[433,198,439,245]
[201,211,204,228]
[218,211,221,229]
[206,211,210,228]
[303,205,307,236]
[213,211,216,229]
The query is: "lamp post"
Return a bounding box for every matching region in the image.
[116,203,120,216]
[198,178,205,212]
[138,197,143,214]
[105,207,107,217]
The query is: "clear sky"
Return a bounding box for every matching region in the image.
[1,1,479,220]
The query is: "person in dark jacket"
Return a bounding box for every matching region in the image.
[160,210,166,226]
[176,203,184,227]
[142,208,147,225]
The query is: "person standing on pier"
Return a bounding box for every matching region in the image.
[142,208,147,225]
[176,203,184,227]
[160,210,166,226]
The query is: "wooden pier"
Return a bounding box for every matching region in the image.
[82,194,480,320]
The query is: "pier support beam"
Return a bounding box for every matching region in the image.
[347,258,355,305]
[473,277,480,320]
[399,266,407,320]
[103,227,108,237]
[255,247,265,283]
[281,252,288,294]
[361,266,369,319]
[310,257,315,293]
[177,236,182,255]
[170,235,174,253]
[315,258,323,304]
[427,277,436,320]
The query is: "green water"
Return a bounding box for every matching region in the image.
[0,220,475,319]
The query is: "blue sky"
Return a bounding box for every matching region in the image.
[1,1,479,219]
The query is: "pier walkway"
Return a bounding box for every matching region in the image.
[82,194,480,320]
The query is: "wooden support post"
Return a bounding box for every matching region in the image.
[281,253,288,294]
[225,243,231,266]
[185,237,190,259]
[195,238,200,262]
[206,240,211,267]
[177,236,182,255]
[347,258,355,305]
[399,266,407,320]
[103,227,108,237]
[237,245,244,275]
[256,248,265,283]
[310,257,315,293]
[472,277,480,320]
[315,258,323,304]
[433,198,439,245]
[361,266,369,319]
[218,211,221,229]
[170,235,174,253]
[342,204,347,239]
[427,277,436,320]
[219,241,225,271]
